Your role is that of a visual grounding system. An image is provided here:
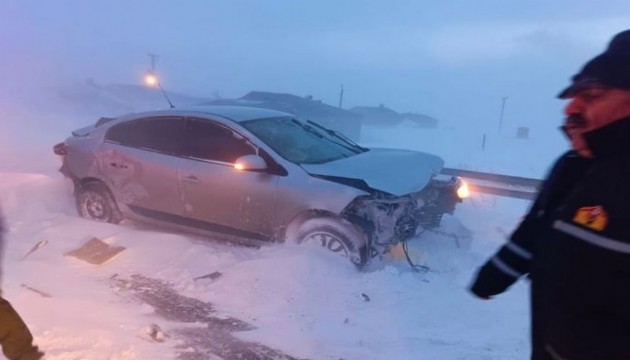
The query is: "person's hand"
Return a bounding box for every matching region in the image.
[468,283,494,300]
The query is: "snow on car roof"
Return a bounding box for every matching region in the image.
[173,105,293,122]
[108,106,293,126]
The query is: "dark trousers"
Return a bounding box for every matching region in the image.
[0,295,42,360]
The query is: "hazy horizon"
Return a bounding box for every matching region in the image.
[2,1,630,138]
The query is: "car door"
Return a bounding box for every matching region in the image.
[176,117,279,241]
[99,116,185,219]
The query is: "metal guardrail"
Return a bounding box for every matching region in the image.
[441,168,543,188]
[441,167,543,200]
[471,184,538,200]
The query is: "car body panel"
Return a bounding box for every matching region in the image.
[272,164,369,233]
[56,105,462,261]
[64,132,102,180]
[99,142,184,217]
[301,148,444,196]
[178,156,279,240]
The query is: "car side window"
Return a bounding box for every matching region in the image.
[105,117,183,155]
[105,120,137,145]
[180,118,255,163]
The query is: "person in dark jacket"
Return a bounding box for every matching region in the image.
[0,209,44,360]
[471,29,630,360]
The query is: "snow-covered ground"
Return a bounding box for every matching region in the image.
[0,94,565,359]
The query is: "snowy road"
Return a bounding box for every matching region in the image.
[111,274,298,360]
[0,171,533,359]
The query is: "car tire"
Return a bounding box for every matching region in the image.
[294,217,367,268]
[76,182,122,224]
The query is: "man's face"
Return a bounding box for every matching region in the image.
[563,87,630,157]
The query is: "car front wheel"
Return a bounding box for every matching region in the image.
[294,217,367,268]
[76,182,122,224]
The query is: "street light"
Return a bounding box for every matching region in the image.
[143,70,175,109]
[144,72,158,87]
[143,53,174,108]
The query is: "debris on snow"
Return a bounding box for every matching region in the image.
[20,283,52,298]
[193,271,222,282]
[65,237,126,265]
[146,323,168,343]
[21,239,48,260]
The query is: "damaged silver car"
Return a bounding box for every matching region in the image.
[54,106,468,267]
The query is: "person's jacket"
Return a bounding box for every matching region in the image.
[471,116,630,360]
[0,207,4,291]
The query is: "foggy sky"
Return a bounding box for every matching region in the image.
[2,0,630,135]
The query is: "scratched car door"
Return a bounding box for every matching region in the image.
[99,117,185,218]
[176,117,278,241]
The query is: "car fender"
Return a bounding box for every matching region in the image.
[273,171,368,239]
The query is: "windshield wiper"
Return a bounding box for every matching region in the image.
[300,120,359,153]
[291,118,363,155]
[306,120,368,153]
[291,118,324,139]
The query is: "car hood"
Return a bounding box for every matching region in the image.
[301,148,444,196]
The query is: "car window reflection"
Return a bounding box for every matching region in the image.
[242,117,357,164]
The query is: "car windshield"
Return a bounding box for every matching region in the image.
[241,116,363,164]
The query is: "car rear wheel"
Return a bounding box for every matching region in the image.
[76,182,122,224]
[294,217,367,268]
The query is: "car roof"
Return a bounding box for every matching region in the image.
[116,105,293,124]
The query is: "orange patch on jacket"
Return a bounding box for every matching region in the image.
[573,205,608,231]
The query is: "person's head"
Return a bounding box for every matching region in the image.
[559,29,630,157]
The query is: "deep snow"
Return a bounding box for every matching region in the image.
[0,93,564,359]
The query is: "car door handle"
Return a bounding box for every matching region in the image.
[182,175,200,183]
[110,162,128,169]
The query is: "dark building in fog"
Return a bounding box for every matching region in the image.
[202,91,362,141]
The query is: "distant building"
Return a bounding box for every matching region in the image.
[349,104,403,127]
[350,105,439,128]
[201,91,362,141]
[401,112,439,128]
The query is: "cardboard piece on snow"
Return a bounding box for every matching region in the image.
[65,237,126,265]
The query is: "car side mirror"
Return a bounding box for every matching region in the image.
[234,154,268,171]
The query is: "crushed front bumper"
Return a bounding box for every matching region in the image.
[342,176,464,257]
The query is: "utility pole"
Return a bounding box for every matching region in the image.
[498,96,508,134]
[143,53,174,109]
[147,53,159,72]
[338,84,344,109]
